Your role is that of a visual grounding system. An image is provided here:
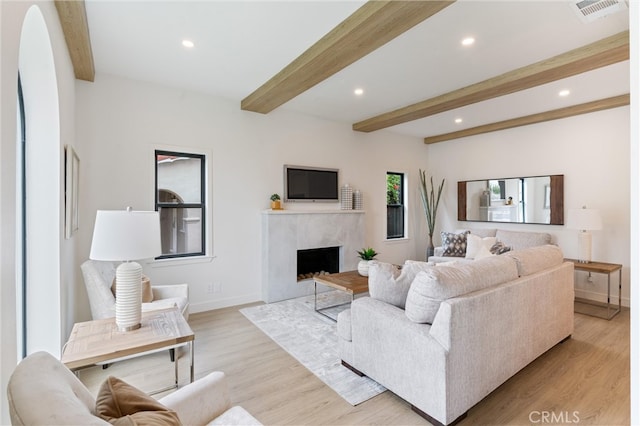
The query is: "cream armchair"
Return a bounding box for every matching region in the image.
[81,260,189,363]
[81,260,189,321]
[7,351,262,425]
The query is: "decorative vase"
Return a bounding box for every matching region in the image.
[341,184,353,210]
[271,200,282,210]
[426,235,435,260]
[357,260,371,276]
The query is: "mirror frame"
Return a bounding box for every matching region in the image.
[457,174,564,225]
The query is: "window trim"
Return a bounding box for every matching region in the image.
[154,149,206,259]
[386,171,406,240]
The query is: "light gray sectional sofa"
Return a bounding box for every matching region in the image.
[337,244,574,426]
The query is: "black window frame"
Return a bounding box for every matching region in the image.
[154,149,206,259]
[386,171,405,239]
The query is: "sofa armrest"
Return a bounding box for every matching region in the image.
[152,283,188,300]
[159,371,231,425]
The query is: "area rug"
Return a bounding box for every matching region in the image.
[239,292,386,405]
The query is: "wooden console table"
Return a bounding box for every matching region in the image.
[564,258,622,320]
[61,307,194,393]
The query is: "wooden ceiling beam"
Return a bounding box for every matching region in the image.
[55,0,95,82]
[354,31,629,133]
[422,94,630,144]
[241,0,455,114]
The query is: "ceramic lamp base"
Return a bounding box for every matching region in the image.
[115,261,142,332]
[578,231,592,263]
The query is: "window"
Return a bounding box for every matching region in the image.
[386,172,405,239]
[155,150,205,258]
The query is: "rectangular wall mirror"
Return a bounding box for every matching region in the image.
[458,175,564,225]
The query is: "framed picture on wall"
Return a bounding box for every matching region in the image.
[65,145,80,239]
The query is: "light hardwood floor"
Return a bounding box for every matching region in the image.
[79,304,630,425]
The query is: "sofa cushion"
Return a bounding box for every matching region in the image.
[504,244,564,276]
[96,376,181,425]
[405,255,519,324]
[495,229,551,250]
[441,231,470,257]
[465,234,497,260]
[368,260,433,309]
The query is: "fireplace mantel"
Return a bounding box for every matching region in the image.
[261,210,365,303]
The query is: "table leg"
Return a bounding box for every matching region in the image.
[314,281,317,312]
[190,341,194,383]
[174,347,179,387]
[607,272,611,319]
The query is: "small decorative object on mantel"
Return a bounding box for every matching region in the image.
[341,184,353,210]
[270,193,282,210]
[419,169,445,260]
[353,190,363,210]
[356,247,378,276]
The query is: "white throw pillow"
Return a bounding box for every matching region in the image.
[368,260,433,309]
[465,234,497,260]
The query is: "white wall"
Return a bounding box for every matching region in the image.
[426,106,631,306]
[75,73,431,316]
[0,1,78,422]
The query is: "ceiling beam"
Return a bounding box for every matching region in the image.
[354,31,629,133]
[241,0,455,114]
[422,94,630,144]
[55,0,95,82]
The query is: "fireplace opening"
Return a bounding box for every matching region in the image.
[297,246,339,281]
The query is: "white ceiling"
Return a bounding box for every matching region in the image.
[84,0,630,140]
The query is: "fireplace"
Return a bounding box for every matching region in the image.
[297,246,339,281]
[262,210,364,303]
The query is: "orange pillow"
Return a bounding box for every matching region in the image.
[111,275,154,303]
[95,376,181,425]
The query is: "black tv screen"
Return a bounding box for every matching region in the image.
[284,165,339,202]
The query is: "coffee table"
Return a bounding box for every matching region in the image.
[313,270,369,321]
[61,307,194,394]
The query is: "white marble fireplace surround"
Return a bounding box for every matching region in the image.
[261,210,365,303]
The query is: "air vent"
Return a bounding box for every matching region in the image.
[571,0,628,23]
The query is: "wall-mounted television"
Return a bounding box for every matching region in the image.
[283,165,339,203]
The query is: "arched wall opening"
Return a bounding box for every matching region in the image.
[18,5,62,357]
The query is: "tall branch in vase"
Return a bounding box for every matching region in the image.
[419,169,445,260]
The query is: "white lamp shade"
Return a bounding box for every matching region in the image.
[90,210,161,261]
[567,208,602,231]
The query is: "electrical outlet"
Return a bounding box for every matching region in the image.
[206,283,215,294]
[213,282,222,293]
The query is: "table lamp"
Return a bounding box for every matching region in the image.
[89,208,161,331]
[567,206,602,263]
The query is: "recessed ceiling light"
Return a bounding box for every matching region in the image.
[559,89,570,97]
[461,37,475,46]
[182,40,195,48]
[354,88,364,96]
[455,118,463,124]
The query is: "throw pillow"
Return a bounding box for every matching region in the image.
[440,231,470,257]
[368,260,433,309]
[112,275,154,303]
[490,241,511,255]
[465,234,497,260]
[96,376,181,425]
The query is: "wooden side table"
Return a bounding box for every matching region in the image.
[61,307,194,393]
[564,258,622,320]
